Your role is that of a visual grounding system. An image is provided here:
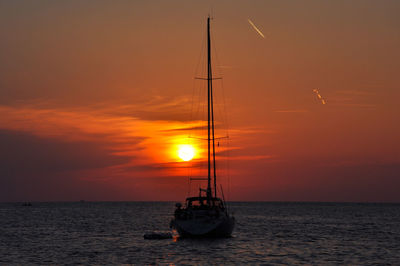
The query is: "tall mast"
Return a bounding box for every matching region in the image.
[210,27,217,199]
[207,16,218,200]
[207,17,212,200]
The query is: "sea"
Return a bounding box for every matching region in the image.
[1,202,399,265]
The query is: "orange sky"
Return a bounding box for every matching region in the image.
[1,0,399,202]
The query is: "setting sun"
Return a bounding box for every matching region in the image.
[177,144,195,161]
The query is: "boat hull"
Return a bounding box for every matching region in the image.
[172,214,235,238]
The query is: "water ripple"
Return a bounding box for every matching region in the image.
[0,202,399,264]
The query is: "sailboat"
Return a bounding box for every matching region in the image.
[170,17,235,237]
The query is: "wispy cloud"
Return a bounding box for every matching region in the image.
[328,89,377,109]
[0,99,278,201]
[0,100,202,177]
[99,95,194,122]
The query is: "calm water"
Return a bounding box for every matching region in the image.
[1,202,399,265]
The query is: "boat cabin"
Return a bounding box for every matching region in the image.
[184,196,225,210]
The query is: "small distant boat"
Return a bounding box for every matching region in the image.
[170,17,235,238]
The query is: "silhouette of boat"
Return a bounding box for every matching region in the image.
[170,17,235,238]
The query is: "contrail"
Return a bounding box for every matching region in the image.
[248,19,265,39]
[313,89,326,105]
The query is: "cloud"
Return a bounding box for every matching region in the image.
[104,95,194,122]
[0,98,217,163]
[326,89,377,109]
[160,124,206,132]
[0,129,136,202]
[0,99,211,200]
[0,129,130,173]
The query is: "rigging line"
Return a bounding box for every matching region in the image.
[210,28,223,81]
[221,77,230,137]
[212,87,225,131]
[227,130,230,204]
[193,23,208,128]
[210,21,221,197]
[193,71,206,135]
[187,169,191,198]
[188,24,208,197]
[189,78,196,139]
[194,25,207,80]
[193,79,202,125]
[195,39,208,129]
[210,27,229,130]
[219,78,230,204]
[211,70,218,199]
[210,18,231,202]
[212,27,229,134]
[208,17,218,199]
[190,27,207,135]
[197,32,208,128]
